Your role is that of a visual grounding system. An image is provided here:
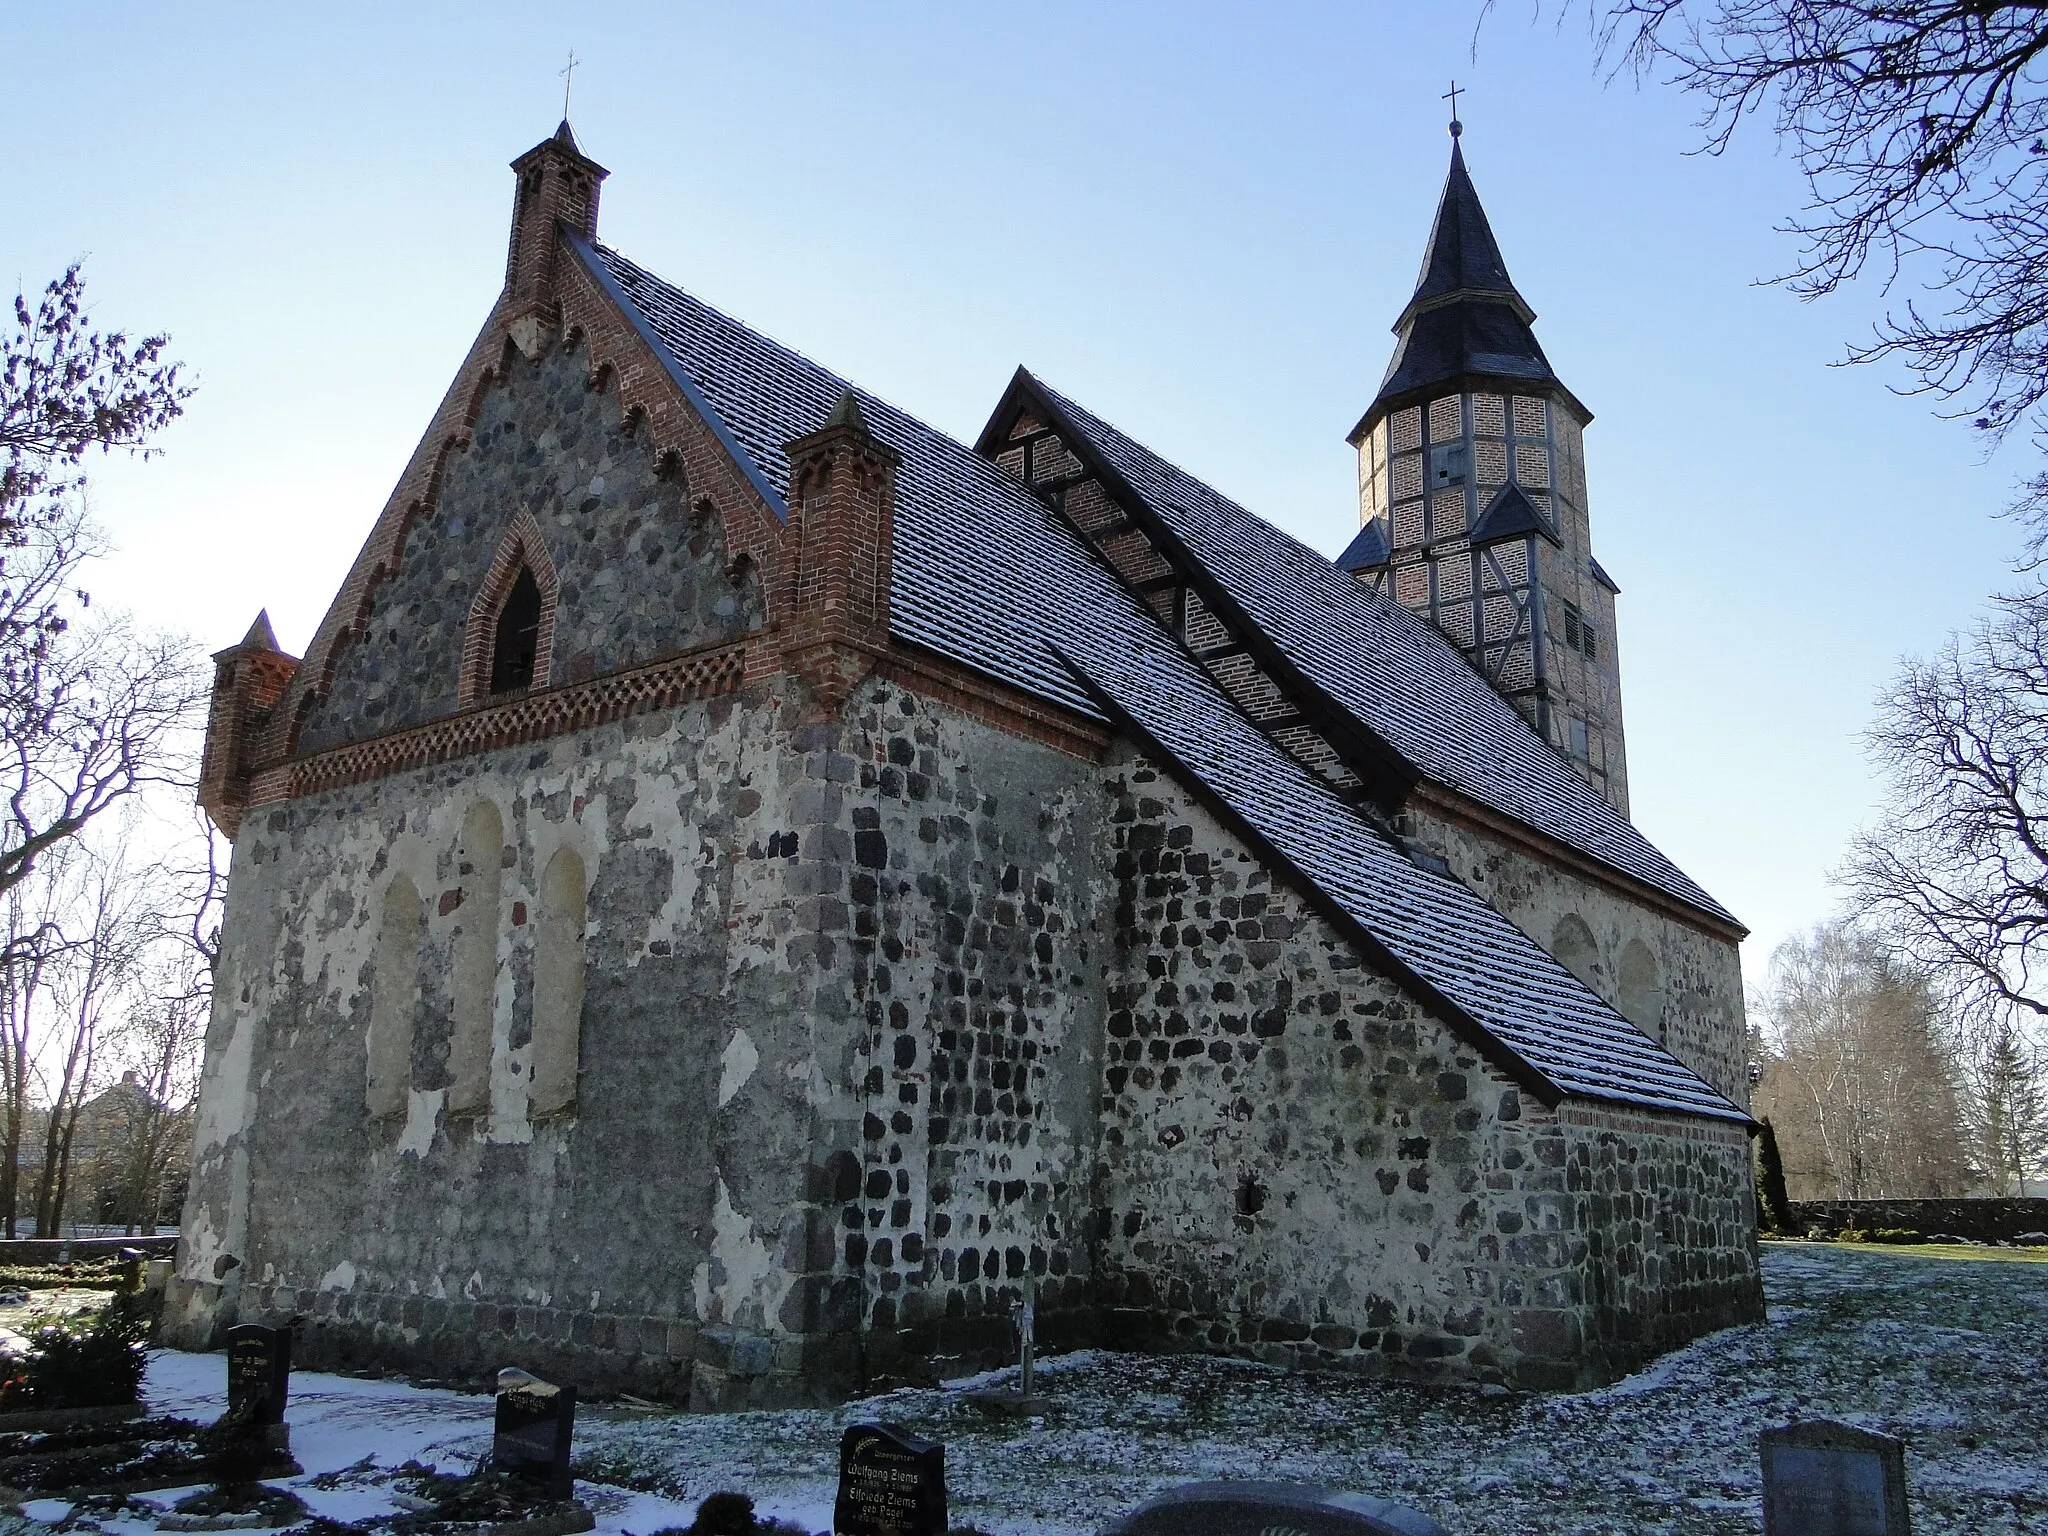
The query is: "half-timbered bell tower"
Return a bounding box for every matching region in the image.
[1339,127,1630,815]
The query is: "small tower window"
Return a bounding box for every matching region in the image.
[489,567,543,694]
[1560,603,1600,662]
[1429,440,1468,487]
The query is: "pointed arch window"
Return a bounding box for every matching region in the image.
[490,569,543,694]
[460,512,561,710]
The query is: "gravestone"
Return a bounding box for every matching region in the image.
[1761,1420,1910,1536]
[834,1423,946,1536]
[223,1323,291,1426]
[492,1368,577,1500]
[1102,1482,1447,1536]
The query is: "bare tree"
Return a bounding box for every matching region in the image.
[0,874,68,1236]
[1845,592,2048,1016]
[99,947,209,1232]
[1753,920,1974,1199]
[99,808,224,1233]
[1965,1011,2048,1193]
[1843,583,2048,1188]
[1,266,198,905]
[1499,4,2048,527]
[28,840,160,1237]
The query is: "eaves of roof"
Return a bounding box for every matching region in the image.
[1011,374,1741,932]
[582,237,1748,1120]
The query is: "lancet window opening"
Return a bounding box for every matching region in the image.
[460,512,562,710]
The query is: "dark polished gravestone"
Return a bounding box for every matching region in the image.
[223,1323,292,1427]
[833,1423,947,1536]
[492,1368,578,1500]
[1761,1420,1911,1536]
[1102,1482,1448,1536]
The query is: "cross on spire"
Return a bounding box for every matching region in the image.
[1443,79,1463,138]
[560,50,580,120]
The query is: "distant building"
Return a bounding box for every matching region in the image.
[171,121,1760,1402]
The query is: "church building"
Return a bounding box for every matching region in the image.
[169,121,1762,1403]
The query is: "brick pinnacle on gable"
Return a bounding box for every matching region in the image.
[504,120,610,357]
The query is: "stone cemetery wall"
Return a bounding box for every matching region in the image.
[0,1236,178,1266]
[1787,1198,2048,1243]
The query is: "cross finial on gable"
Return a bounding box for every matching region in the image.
[560,50,580,120]
[1443,80,1463,138]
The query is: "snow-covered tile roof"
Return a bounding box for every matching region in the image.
[1029,379,1739,930]
[581,236,1745,1122]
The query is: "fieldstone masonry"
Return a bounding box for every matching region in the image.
[175,123,1764,1409]
[299,340,760,755]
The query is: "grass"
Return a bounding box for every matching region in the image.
[1764,1238,2048,1265]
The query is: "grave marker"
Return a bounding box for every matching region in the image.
[1102,1481,1447,1536]
[1761,1420,1910,1536]
[223,1324,291,1426]
[833,1423,946,1536]
[492,1368,577,1500]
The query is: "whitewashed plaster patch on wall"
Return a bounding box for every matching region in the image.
[320,1260,358,1292]
[620,762,712,968]
[717,1030,759,1108]
[784,1053,833,1110]
[694,1173,796,1333]
[397,1087,443,1157]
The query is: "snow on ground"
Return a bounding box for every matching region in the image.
[95,1243,2048,1536]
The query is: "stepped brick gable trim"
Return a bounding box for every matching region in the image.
[263,147,798,773]
[246,638,750,807]
[458,510,562,710]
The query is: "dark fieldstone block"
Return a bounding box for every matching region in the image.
[1261,1318,1311,1343]
[1311,1324,1358,1351]
[1511,1308,1581,1357]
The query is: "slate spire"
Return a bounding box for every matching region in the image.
[240,609,280,651]
[1350,134,1583,440]
[1396,139,1534,332]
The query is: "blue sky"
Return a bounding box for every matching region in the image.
[4,2,2026,986]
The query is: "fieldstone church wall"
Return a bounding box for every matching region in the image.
[299,340,760,755]
[1089,759,1759,1389]
[171,660,1762,1401]
[1406,807,1749,1104]
[172,296,1761,1406]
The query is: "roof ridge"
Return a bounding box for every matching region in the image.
[1027,374,1736,929]
[558,242,1747,1119]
